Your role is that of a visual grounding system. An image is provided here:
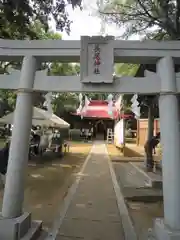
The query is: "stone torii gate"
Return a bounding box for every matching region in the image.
[0,36,180,240]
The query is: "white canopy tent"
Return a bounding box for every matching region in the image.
[0,107,70,129]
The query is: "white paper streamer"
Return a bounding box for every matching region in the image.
[107,94,114,117]
[43,92,53,116]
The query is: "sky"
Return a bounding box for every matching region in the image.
[50,2,140,40]
[62,5,120,40]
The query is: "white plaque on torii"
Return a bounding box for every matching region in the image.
[80,35,114,83]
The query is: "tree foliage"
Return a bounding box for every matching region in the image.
[0,20,81,117]
[101,0,180,118]
[115,63,139,76]
[0,0,82,39]
[0,0,83,115]
[50,64,80,116]
[102,0,180,40]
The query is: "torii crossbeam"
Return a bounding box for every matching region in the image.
[1,38,180,63]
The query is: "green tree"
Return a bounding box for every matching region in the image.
[101,0,178,108]
[101,0,172,166]
[0,22,81,117]
[30,21,62,40]
[49,63,80,116]
[50,63,79,76]
[101,0,180,40]
[0,0,82,39]
[101,0,178,115]
[115,63,139,77]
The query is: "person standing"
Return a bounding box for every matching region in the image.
[144,132,160,171]
[103,128,107,141]
[0,141,10,186]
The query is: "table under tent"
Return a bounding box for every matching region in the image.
[0,107,70,159]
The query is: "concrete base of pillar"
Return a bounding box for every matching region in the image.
[154,218,180,240]
[0,212,42,240]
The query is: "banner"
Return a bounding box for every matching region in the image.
[114,119,124,147]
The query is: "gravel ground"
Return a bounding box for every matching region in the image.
[0,142,92,231]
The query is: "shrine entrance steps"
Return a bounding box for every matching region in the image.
[45,142,136,240]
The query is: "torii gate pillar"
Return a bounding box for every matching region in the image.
[0,56,41,240]
[154,56,180,239]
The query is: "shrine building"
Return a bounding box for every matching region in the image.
[71,100,133,140]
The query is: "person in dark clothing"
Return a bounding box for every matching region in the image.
[144,132,160,170]
[0,141,10,185]
[30,131,41,157]
[103,129,107,140]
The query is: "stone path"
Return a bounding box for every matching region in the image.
[53,142,125,240]
[113,162,148,189]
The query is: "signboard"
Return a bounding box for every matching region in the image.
[80,36,114,83]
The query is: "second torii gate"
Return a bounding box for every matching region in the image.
[0,36,179,240]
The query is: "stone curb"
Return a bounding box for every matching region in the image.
[105,146,137,240]
[130,162,162,188]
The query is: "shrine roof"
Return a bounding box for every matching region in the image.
[72,100,133,120]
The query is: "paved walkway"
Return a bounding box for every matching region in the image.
[50,142,125,240]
